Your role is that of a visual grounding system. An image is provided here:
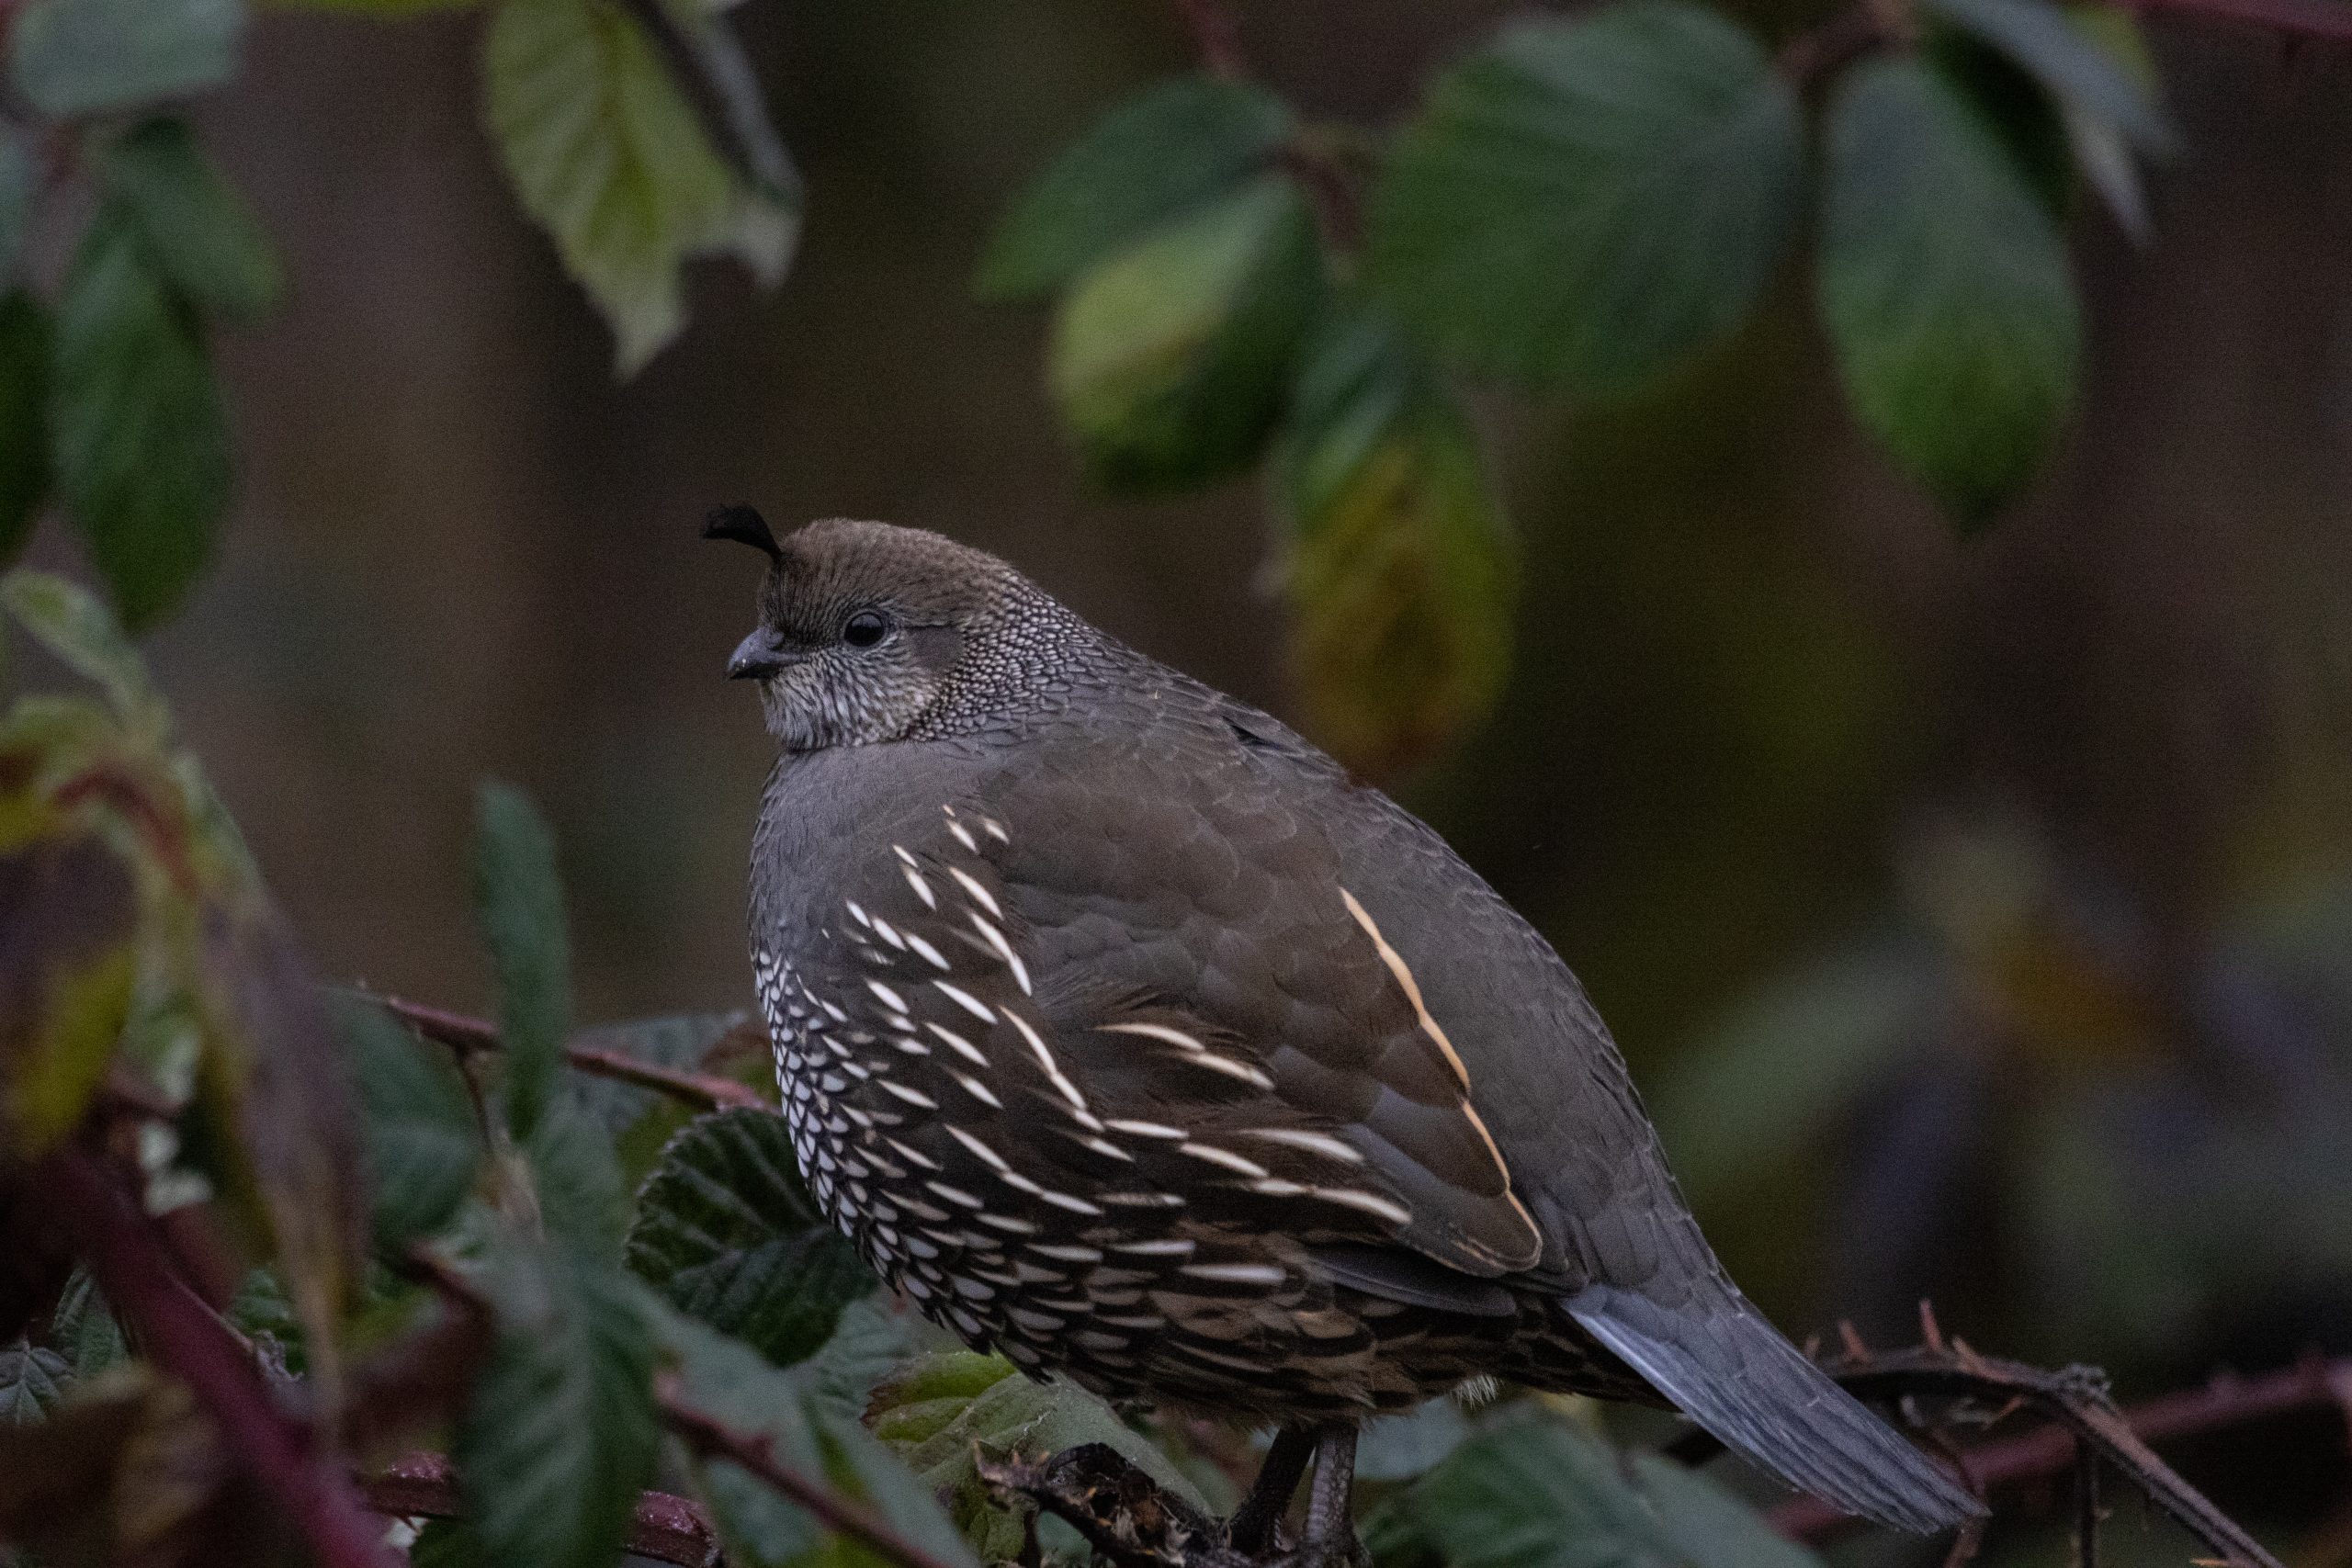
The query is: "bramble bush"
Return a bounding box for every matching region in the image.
[0,1,2324,1567]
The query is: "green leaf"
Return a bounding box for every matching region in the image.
[1047,173,1321,493]
[1816,55,2079,528]
[0,1341,69,1424]
[1384,1406,1824,1568]
[868,1349,1203,1559]
[97,119,284,323]
[523,1089,629,1253]
[1918,0,2168,154]
[1272,310,1515,776]
[1651,943,1937,1203]
[49,217,232,631]
[0,570,163,730]
[0,828,139,1156]
[457,1237,658,1568]
[334,993,482,1250]
[1356,1395,1474,1483]
[626,1107,871,1368]
[1367,1,1803,395]
[0,298,50,567]
[978,75,1295,299]
[660,1308,978,1568]
[2058,5,2160,239]
[49,1271,124,1379]
[0,130,37,289]
[471,780,570,1141]
[482,0,762,374]
[7,0,243,118]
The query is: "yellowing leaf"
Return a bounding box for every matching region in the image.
[1275,314,1515,776]
[0,828,139,1156]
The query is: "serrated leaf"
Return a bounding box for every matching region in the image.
[978,75,1295,299]
[524,1089,629,1253]
[0,1340,69,1424]
[1273,310,1515,777]
[457,1237,658,1568]
[660,1308,978,1568]
[7,0,244,118]
[96,118,284,323]
[1817,56,2079,528]
[1047,173,1320,493]
[868,1348,1203,1557]
[0,828,138,1156]
[49,217,232,631]
[471,780,569,1140]
[1918,0,2168,154]
[1385,1406,1824,1568]
[335,993,481,1250]
[1367,1,1802,395]
[0,298,50,567]
[626,1106,871,1368]
[483,0,754,374]
[0,570,163,730]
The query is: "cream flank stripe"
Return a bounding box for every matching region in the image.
[1338,886,1543,1253]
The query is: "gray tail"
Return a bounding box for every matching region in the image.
[1567,1284,1984,1534]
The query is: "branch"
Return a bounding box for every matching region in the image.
[978,1443,1253,1568]
[376,996,771,1113]
[655,1374,972,1568]
[40,1147,398,1568]
[362,1452,721,1568]
[1770,1337,2334,1568]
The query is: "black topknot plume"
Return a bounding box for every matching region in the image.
[704,504,781,560]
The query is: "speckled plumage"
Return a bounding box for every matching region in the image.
[718,515,1980,1537]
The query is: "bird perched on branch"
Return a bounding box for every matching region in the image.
[709,510,1980,1559]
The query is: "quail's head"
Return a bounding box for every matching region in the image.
[705,509,1075,751]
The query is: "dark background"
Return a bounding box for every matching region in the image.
[47,0,2347,1545]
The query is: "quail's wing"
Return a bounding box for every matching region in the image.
[793,720,1555,1303]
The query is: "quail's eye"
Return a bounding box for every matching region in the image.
[842,610,889,649]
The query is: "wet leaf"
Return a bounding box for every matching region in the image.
[0,1339,69,1424]
[1817,55,2079,528]
[626,1107,870,1368]
[868,1349,1201,1559]
[1273,310,1515,776]
[661,1308,978,1568]
[50,216,232,631]
[1368,1,1803,394]
[1047,173,1321,493]
[334,993,481,1250]
[978,75,1295,299]
[482,0,774,374]
[96,118,285,323]
[457,1235,658,1568]
[7,0,243,118]
[472,780,569,1142]
[0,828,139,1156]
[1380,1405,1824,1568]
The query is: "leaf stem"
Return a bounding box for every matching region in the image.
[655,1373,975,1568]
[40,1147,398,1568]
[376,996,771,1112]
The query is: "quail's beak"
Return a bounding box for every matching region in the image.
[727,626,799,680]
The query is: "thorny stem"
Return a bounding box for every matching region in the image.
[363,1453,722,1568]
[40,1147,399,1568]
[376,995,771,1113]
[655,1374,975,1568]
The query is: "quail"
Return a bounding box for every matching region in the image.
[709,510,1982,1554]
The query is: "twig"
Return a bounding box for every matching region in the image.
[40,1147,397,1568]
[376,996,770,1112]
[362,1452,721,1568]
[656,1374,971,1568]
[978,1443,1251,1568]
[1770,1346,2326,1568]
[1170,0,1247,77]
